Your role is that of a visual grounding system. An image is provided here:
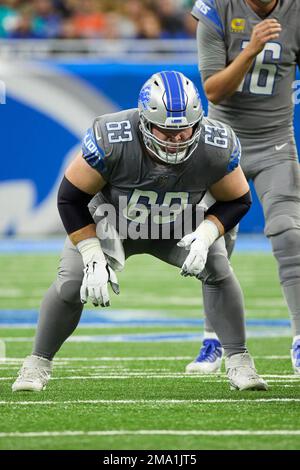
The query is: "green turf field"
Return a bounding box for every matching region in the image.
[0,251,287,315]
[0,252,300,450]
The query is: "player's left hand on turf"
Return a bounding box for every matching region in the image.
[107,266,120,296]
[177,233,209,278]
[80,262,120,307]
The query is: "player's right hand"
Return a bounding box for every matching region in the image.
[80,261,120,307]
[178,232,209,278]
[247,19,281,55]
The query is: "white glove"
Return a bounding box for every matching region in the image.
[77,238,120,307]
[177,220,220,279]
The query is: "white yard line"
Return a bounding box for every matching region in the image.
[0,332,291,342]
[0,369,294,379]
[1,398,300,405]
[0,356,292,362]
[254,356,290,359]
[0,356,195,362]
[0,429,300,438]
[1,373,299,381]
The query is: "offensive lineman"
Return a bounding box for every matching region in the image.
[12,71,267,392]
[187,0,300,374]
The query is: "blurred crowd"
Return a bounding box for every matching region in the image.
[0,0,197,39]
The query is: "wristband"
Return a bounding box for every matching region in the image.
[77,237,106,265]
[194,219,220,248]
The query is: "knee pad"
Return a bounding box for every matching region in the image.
[200,252,232,284]
[56,279,82,304]
[265,214,300,237]
[270,228,300,285]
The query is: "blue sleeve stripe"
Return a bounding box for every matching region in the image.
[232,145,241,158]
[235,137,242,156]
[231,148,241,160]
[227,135,241,173]
[192,0,224,38]
[97,145,105,158]
[82,127,106,170]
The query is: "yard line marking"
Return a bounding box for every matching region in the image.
[0,311,290,324]
[0,329,292,342]
[262,374,300,378]
[0,356,293,363]
[2,376,300,382]
[1,377,299,385]
[1,398,300,405]
[0,355,291,367]
[0,234,272,253]
[0,375,212,381]
[0,356,195,362]
[255,356,290,359]
[0,365,170,371]
[1,375,216,381]
[0,429,300,438]
[1,372,299,381]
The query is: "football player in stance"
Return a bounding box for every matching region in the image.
[12,71,267,392]
[187,0,300,374]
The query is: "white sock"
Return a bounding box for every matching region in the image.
[293,335,300,344]
[203,331,219,341]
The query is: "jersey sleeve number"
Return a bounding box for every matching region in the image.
[237,41,282,96]
[106,120,133,143]
[204,125,228,148]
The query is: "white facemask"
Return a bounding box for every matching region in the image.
[258,0,274,4]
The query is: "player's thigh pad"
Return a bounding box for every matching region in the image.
[199,237,232,284]
[254,160,300,237]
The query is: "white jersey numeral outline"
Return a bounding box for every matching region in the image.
[237,41,282,96]
[106,120,133,143]
[204,125,228,148]
[124,189,189,225]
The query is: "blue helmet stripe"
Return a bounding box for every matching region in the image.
[166,71,185,117]
[160,71,185,118]
[160,72,172,117]
[174,72,186,117]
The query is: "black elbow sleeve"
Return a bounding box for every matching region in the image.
[57,176,95,234]
[206,190,252,233]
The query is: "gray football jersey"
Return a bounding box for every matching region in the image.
[192,0,300,138]
[82,108,241,238]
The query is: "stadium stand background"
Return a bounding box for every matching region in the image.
[0,0,196,39]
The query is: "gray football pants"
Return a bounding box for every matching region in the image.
[205,158,300,337]
[33,235,246,360]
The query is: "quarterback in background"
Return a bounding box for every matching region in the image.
[188,0,300,374]
[12,70,267,392]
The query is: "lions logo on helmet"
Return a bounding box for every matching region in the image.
[138,71,204,164]
[139,85,151,110]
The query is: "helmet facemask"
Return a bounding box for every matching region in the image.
[139,115,202,164]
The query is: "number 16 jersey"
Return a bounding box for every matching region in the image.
[192,0,300,139]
